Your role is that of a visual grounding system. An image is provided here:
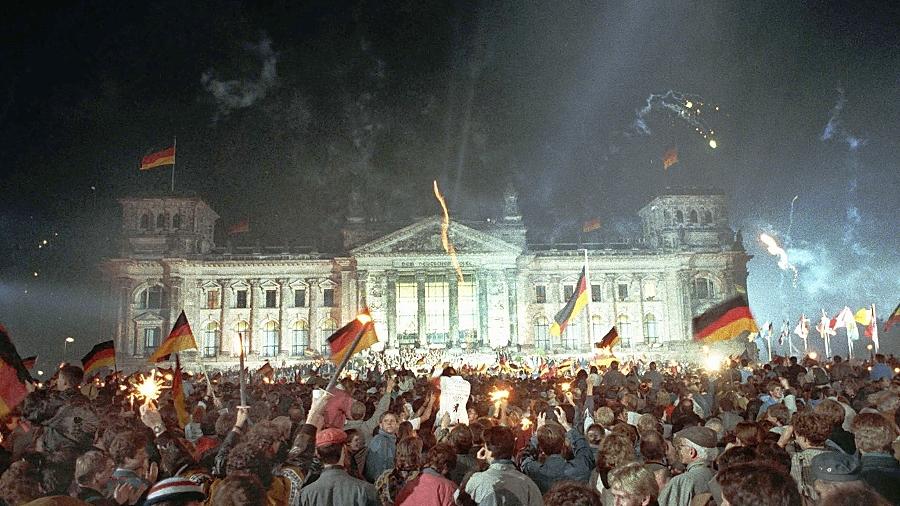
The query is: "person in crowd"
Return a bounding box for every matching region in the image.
[608,462,659,506]
[445,424,477,485]
[374,436,422,506]
[209,475,267,506]
[788,409,836,502]
[394,443,457,506]
[591,433,636,496]
[816,398,856,454]
[455,426,542,506]
[364,412,400,482]
[639,430,671,491]
[808,451,874,501]
[299,427,379,506]
[852,412,900,503]
[657,426,717,506]
[346,376,396,445]
[543,481,603,506]
[715,461,800,506]
[521,407,593,493]
[602,361,626,391]
[870,354,893,381]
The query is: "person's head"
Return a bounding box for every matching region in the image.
[789,356,798,365]
[209,475,265,506]
[543,481,602,506]
[815,399,846,429]
[610,361,620,371]
[608,462,659,506]
[394,436,423,471]
[793,410,831,449]
[315,428,348,465]
[345,429,364,452]
[380,412,400,435]
[481,425,515,462]
[851,412,897,454]
[639,430,667,463]
[765,403,790,426]
[425,443,457,476]
[594,406,615,429]
[734,421,765,447]
[144,477,206,506]
[810,451,863,499]
[108,430,149,470]
[649,362,657,371]
[833,355,843,363]
[74,450,114,491]
[536,424,566,456]
[226,442,274,488]
[586,424,605,448]
[350,400,367,421]
[57,365,84,391]
[596,434,635,471]
[766,381,784,399]
[716,462,800,506]
[818,484,893,506]
[673,426,717,465]
[448,424,474,454]
[0,460,43,505]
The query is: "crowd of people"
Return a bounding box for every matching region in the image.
[2,349,900,505]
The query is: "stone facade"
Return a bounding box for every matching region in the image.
[100,190,750,370]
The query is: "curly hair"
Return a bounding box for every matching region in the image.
[851,412,897,453]
[107,430,149,467]
[716,462,800,506]
[536,424,566,456]
[210,474,266,506]
[596,434,635,472]
[793,410,831,447]
[447,424,473,454]
[394,436,423,471]
[815,399,845,428]
[226,442,273,487]
[543,481,602,506]
[734,421,765,446]
[425,443,457,475]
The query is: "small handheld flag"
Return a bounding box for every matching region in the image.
[82,341,115,376]
[21,356,36,370]
[885,302,900,333]
[692,295,758,343]
[149,311,198,363]
[227,219,250,235]
[595,326,620,349]
[582,218,602,233]
[327,310,379,365]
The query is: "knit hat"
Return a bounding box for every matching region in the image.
[316,427,348,448]
[811,452,861,482]
[674,426,717,449]
[144,477,205,505]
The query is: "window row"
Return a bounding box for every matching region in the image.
[532,313,661,349]
[199,287,333,309]
[664,208,714,226]
[139,212,184,231]
[533,280,658,303]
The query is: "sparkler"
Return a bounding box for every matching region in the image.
[490,389,510,402]
[521,417,532,430]
[560,383,571,392]
[129,370,166,409]
[759,233,798,285]
[432,181,464,282]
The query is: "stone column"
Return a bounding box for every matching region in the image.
[549,274,562,348]
[118,278,136,356]
[478,272,489,348]
[357,270,368,312]
[607,275,620,346]
[385,271,397,348]
[340,269,353,324]
[307,278,320,352]
[248,279,260,355]
[416,272,427,347]
[448,274,459,348]
[218,279,230,356]
[165,276,183,338]
[636,274,646,345]
[506,269,518,347]
[278,278,290,356]
[680,271,693,341]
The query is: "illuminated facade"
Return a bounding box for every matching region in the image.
[100,188,749,369]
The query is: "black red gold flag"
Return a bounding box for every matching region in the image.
[149,311,197,363]
[81,341,115,375]
[692,295,758,343]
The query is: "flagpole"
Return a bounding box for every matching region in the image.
[238,331,247,407]
[324,320,369,393]
[584,249,593,346]
[847,328,853,360]
[766,329,772,363]
[170,136,177,194]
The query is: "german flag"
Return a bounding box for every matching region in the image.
[595,326,620,349]
[550,267,590,336]
[21,356,36,370]
[149,311,198,363]
[140,146,176,170]
[0,325,31,418]
[327,310,378,365]
[582,218,602,233]
[662,147,679,170]
[227,219,250,235]
[82,341,115,376]
[692,295,758,343]
[256,361,274,380]
[885,302,900,333]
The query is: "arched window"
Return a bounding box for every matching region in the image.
[694,277,715,299]
[172,214,183,229]
[320,318,338,355]
[664,210,671,225]
[143,328,161,354]
[533,316,549,349]
[591,316,605,342]
[675,210,684,224]
[689,210,698,224]
[644,314,658,344]
[204,322,219,357]
[262,321,279,357]
[138,286,164,309]
[234,320,249,355]
[140,214,150,230]
[617,315,630,347]
[291,320,309,355]
[702,210,713,224]
[157,213,168,229]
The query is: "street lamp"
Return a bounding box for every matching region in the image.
[64,336,75,356]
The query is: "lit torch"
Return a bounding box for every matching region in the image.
[490,390,510,402]
[521,417,532,430]
[560,383,571,392]
[433,181,464,282]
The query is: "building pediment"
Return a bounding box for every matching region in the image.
[351,217,522,256]
[133,311,165,324]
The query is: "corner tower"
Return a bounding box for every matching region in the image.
[118,196,219,257]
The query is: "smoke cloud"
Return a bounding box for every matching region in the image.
[201,36,278,119]
[821,89,865,150]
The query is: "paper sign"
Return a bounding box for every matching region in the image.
[438,376,471,425]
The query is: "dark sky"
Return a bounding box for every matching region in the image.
[2,1,898,366]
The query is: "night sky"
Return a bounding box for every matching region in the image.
[2,1,898,367]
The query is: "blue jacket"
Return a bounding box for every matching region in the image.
[521,428,593,493]
[364,431,396,483]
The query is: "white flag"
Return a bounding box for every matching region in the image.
[816,310,837,338]
[794,315,810,340]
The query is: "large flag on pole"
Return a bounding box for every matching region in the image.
[692,295,758,343]
[885,303,900,333]
[139,146,176,170]
[326,310,379,365]
[550,267,589,337]
[0,325,31,418]
[835,307,859,341]
[794,314,810,340]
[82,340,115,376]
[149,311,198,363]
[866,304,879,351]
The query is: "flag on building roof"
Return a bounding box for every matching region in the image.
[139,146,176,170]
[692,295,758,343]
[0,325,31,418]
[595,326,620,349]
[582,218,602,233]
[172,355,189,429]
[550,267,589,337]
[662,147,679,170]
[885,302,900,333]
[21,356,36,370]
[149,311,198,363]
[82,341,115,376]
[227,219,250,235]
[327,310,378,365]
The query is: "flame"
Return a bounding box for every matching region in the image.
[433,181,464,282]
[521,417,532,430]
[561,383,571,392]
[490,390,509,402]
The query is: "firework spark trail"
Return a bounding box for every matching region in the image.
[433,181,464,282]
[760,233,798,286]
[633,90,720,148]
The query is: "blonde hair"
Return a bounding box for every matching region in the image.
[595,406,615,427]
[608,462,659,498]
[75,450,113,486]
